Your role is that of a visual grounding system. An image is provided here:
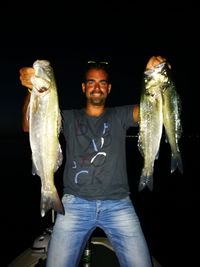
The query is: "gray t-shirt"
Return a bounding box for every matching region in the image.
[62,105,138,200]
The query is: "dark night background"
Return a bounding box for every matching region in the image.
[1,3,199,267]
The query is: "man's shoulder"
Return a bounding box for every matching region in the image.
[107,105,135,113]
[61,108,84,118]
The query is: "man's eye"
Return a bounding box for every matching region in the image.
[87,81,94,85]
[100,82,107,86]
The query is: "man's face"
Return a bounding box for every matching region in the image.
[82,68,111,106]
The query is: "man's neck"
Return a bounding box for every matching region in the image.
[84,105,105,117]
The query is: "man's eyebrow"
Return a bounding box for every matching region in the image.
[86,79,108,82]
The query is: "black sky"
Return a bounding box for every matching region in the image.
[1,4,199,137]
[1,4,200,266]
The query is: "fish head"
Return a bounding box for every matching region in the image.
[144,62,169,101]
[31,60,53,95]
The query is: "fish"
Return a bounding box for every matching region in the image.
[138,62,166,191]
[162,68,183,174]
[138,62,183,191]
[29,59,64,217]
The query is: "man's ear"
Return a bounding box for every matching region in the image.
[82,82,85,93]
[108,84,112,94]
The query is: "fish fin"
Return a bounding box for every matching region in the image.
[155,149,160,160]
[31,161,37,176]
[171,153,183,174]
[54,144,63,172]
[164,133,169,144]
[138,174,153,192]
[40,189,65,217]
[57,110,62,134]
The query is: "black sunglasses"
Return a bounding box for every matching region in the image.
[87,60,109,67]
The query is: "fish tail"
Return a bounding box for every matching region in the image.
[171,153,183,174]
[40,189,65,217]
[138,174,154,192]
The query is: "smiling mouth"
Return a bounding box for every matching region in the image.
[92,92,102,96]
[91,91,103,97]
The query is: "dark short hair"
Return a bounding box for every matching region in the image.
[82,60,111,82]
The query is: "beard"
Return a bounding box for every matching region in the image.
[87,91,107,106]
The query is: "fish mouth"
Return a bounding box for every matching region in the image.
[31,75,51,95]
[144,62,167,76]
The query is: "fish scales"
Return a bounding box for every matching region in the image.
[138,64,165,191]
[29,59,64,217]
[162,70,183,174]
[138,62,183,191]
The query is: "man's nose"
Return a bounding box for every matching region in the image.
[94,83,100,90]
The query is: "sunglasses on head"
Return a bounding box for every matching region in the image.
[87,61,109,67]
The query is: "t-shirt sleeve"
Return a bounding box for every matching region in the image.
[114,105,138,129]
[61,109,72,133]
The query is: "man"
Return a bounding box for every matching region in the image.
[20,55,166,267]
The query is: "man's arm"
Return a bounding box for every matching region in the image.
[22,92,31,132]
[20,67,35,132]
[133,104,139,123]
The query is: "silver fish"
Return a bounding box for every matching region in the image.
[29,59,64,217]
[138,62,183,191]
[162,68,183,174]
[138,63,166,191]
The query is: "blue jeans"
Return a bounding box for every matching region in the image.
[46,194,152,267]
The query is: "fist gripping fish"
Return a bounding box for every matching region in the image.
[29,59,64,217]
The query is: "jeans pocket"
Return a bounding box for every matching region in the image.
[62,194,75,203]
